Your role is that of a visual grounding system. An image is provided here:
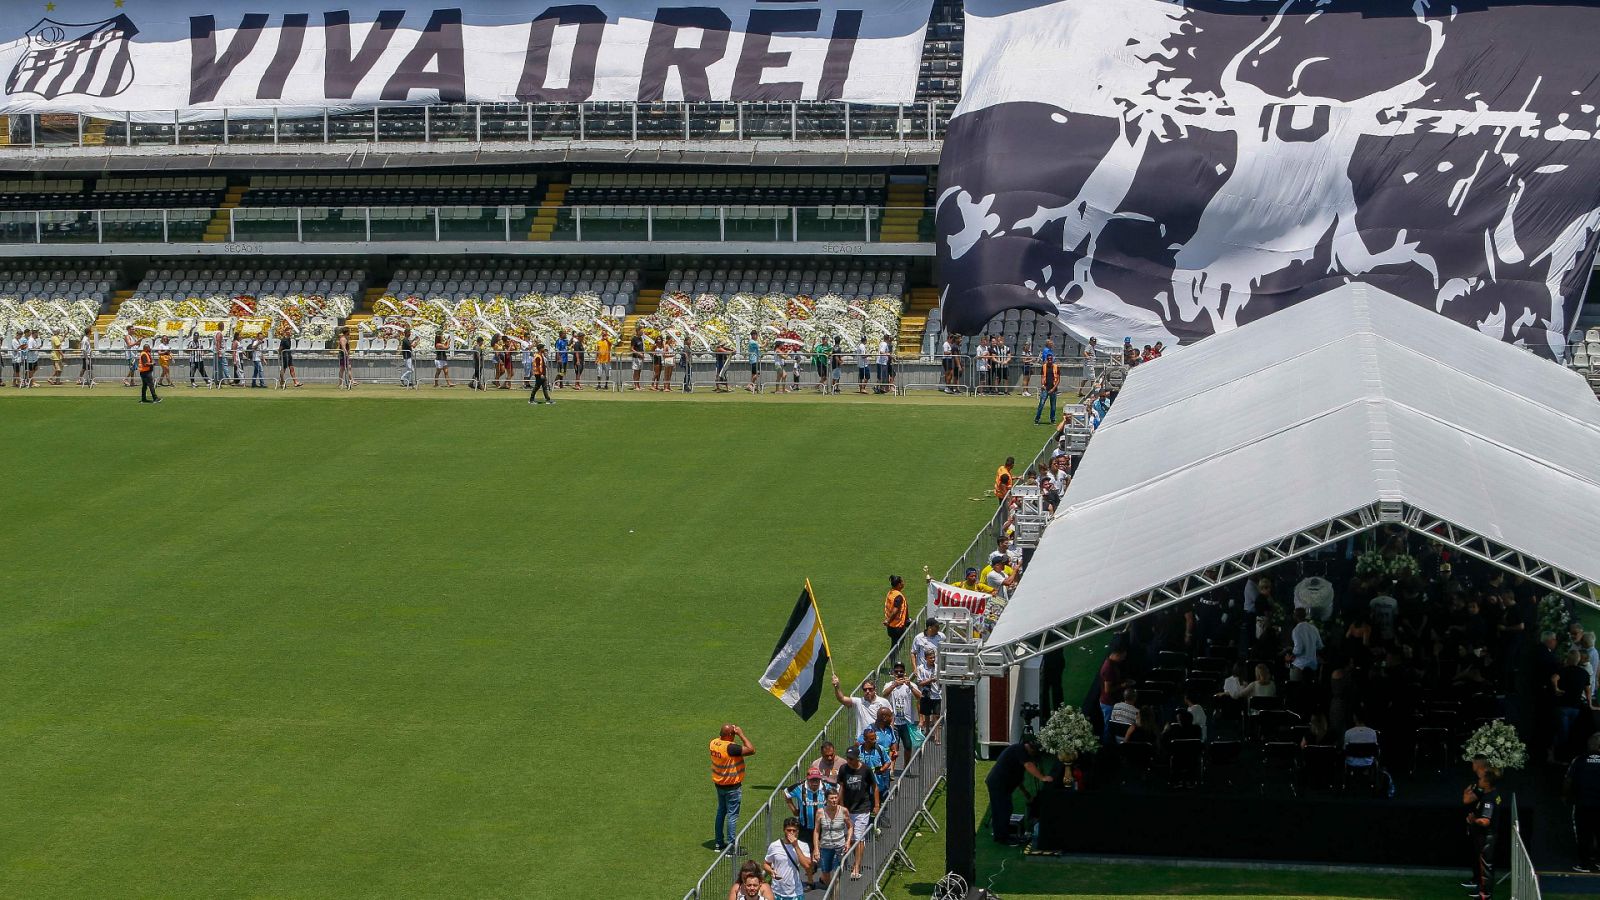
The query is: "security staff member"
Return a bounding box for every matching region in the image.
[985,737,1051,845]
[710,723,757,852]
[1034,356,1060,425]
[527,342,553,405]
[1567,734,1600,871]
[136,342,159,403]
[883,575,909,650]
[1464,762,1502,899]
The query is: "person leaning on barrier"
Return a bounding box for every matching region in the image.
[1568,734,1600,872]
[710,723,756,853]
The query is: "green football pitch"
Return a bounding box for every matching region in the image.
[0,389,1041,898]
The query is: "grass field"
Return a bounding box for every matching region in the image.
[0,389,1040,897]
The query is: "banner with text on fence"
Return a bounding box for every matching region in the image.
[0,0,932,117]
[937,0,1600,359]
[927,579,986,619]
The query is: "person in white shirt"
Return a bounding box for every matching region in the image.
[877,337,893,394]
[832,673,892,737]
[915,646,942,742]
[763,818,813,900]
[855,338,870,393]
[940,336,957,393]
[1108,688,1140,742]
[911,619,943,664]
[975,339,991,394]
[883,662,923,753]
[1288,607,1323,679]
[1184,689,1209,742]
[1343,711,1379,767]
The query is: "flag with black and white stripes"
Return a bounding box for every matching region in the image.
[759,582,832,721]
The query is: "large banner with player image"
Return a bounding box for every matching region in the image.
[936,0,1600,358]
[0,0,930,116]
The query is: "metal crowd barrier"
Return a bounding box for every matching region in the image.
[5,101,956,150]
[16,350,983,397]
[682,432,1066,900]
[1510,802,1540,900]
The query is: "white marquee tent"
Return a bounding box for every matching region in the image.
[978,284,1600,668]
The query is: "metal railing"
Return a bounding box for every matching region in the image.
[683,432,1065,900]
[1510,801,1540,900]
[5,102,956,150]
[0,205,932,247]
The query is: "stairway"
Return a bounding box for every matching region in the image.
[203,185,248,243]
[897,286,939,357]
[527,182,568,241]
[879,183,929,243]
[0,116,9,147]
[109,289,136,314]
[622,288,662,340]
[360,286,386,312]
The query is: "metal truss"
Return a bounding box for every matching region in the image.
[1407,511,1599,611]
[962,499,1600,674]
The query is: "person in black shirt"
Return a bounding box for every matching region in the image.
[1463,764,1502,899]
[837,747,878,881]
[470,337,485,391]
[985,737,1051,845]
[277,334,301,389]
[399,329,416,389]
[1553,651,1593,762]
[713,340,732,393]
[1567,735,1600,872]
[629,332,645,391]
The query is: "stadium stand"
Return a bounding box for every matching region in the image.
[663,259,904,303]
[383,259,640,310]
[0,261,117,306]
[131,262,366,304]
[918,0,965,101]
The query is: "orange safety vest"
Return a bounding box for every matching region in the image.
[533,354,547,377]
[884,589,907,628]
[710,738,745,786]
[137,349,153,373]
[994,465,1013,499]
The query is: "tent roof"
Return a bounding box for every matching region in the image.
[985,284,1600,652]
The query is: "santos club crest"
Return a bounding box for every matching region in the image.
[6,15,138,100]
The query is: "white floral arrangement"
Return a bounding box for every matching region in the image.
[368,292,622,350]
[1538,593,1574,641]
[0,297,99,338]
[642,290,901,353]
[1355,549,1421,583]
[1036,704,1098,759]
[106,293,354,343]
[1461,719,1527,771]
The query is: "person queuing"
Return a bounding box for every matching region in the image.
[762,819,812,900]
[573,332,587,390]
[77,329,94,387]
[399,328,416,389]
[746,330,762,393]
[884,661,923,753]
[278,331,302,389]
[597,333,613,390]
[812,789,852,891]
[838,746,878,882]
[784,767,828,866]
[136,341,160,404]
[710,724,757,853]
[985,737,1051,846]
[732,865,773,900]
[469,337,486,391]
[528,343,553,406]
[713,338,732,392]
[883,575,909,650]
[433,333,455,388]
[337,328,355,390]
[832,673,892,738]
[858,718,894,792]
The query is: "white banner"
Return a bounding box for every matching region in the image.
[0,0,931,116]
[927,580,987,618]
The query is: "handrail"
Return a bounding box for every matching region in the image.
[5,101,957,150]
[0,205,935,246]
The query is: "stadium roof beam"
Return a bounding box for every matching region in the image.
[967,283,1600,673]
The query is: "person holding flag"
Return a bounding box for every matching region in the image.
[710,723,756,853]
